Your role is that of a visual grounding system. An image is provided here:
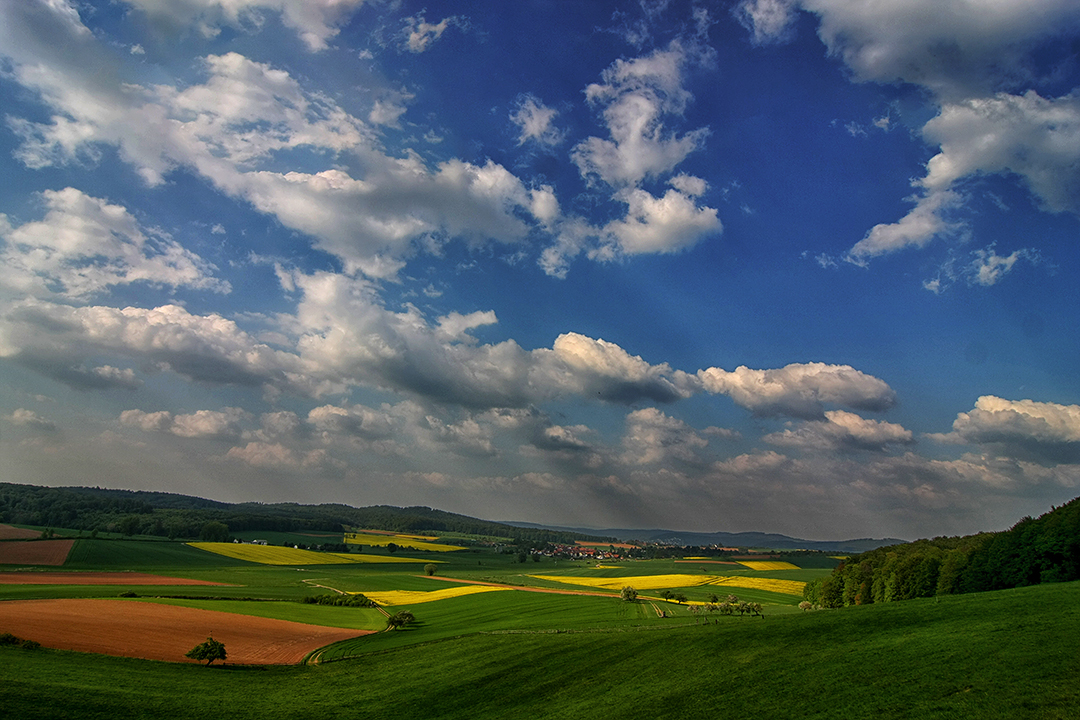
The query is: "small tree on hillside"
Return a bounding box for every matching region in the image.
[620,586,638,602]
[186,636,227,666]
[387,610,415,630]
[424,564,438,576]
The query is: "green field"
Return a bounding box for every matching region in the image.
[2,581,1077,719]
[65,539,256,569]
[2,536,1077,718]
[140,597,386,631]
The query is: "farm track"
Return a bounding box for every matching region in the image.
[0,598,372,664]
[301,578,347,594]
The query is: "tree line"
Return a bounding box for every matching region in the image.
[803,495,1080,608]
[0,482,613,545]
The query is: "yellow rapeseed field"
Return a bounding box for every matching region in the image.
[737,561,800,571]
[705,576,806,595]
[361,586,508,606]
[343,532,466,552]
[188,542,429,565]
[528,573,806,596]
[528,574,700,592]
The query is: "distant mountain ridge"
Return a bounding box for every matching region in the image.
[0,482,613,545]
[1,480,902,551]
[502,521,905,553]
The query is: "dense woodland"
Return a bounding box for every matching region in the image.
[804,496,1080,607]
[0,482,612,546]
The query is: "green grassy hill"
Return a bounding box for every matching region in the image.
[3,579,1077,719]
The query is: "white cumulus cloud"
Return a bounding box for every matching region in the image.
[620,407,709,465]
[764,410,914,452]
[511,94,564,146]
[936,396,1080,447]
[699,362,896,419]
[733,0,799,46]
[0,188,228,299]
[572,41,709,188]
[119,0,367,51]
[120,407,247,438]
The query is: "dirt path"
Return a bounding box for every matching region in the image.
[301,578,346,594]
[0,598,372,664]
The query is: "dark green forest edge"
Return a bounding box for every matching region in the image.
[804,496,1080,607]
[0,482,613,546]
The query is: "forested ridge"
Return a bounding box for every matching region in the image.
[804,496,1080,607]
[0,482,612,545]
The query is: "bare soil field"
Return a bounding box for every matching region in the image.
[0,572,230,585]
[0,525,41,540]
[0,540,75,566]
[0,599,372,664]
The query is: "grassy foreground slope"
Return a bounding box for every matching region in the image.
[4,581,1078,720]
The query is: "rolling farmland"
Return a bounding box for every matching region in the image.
[2,528,814,667]
[344,532,467,552]
[2,521,1077,719]
[188,542,430,565]
[527,572,806,596]
[0,598,372,664]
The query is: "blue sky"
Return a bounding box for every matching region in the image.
[1,0,1078,540]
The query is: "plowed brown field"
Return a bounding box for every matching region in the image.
[0,599,372,664]
[0,572,229,585]
[0,525,41,540]
[0,539,74,566]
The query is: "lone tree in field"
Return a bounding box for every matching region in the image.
[386,610,415,630]
[185,636,227,666]
[620,586,638,602]
[424,563,438,576]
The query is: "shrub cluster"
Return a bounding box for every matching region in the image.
[301,593,375,608]
[0,632,41,650]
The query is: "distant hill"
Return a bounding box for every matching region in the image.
[502,521,905,553]
[0,482,613,545]
[1,480,902,551]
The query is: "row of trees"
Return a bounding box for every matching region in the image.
[804,495,1080,608]
[620,586,763,620]
[689,600,763,621]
